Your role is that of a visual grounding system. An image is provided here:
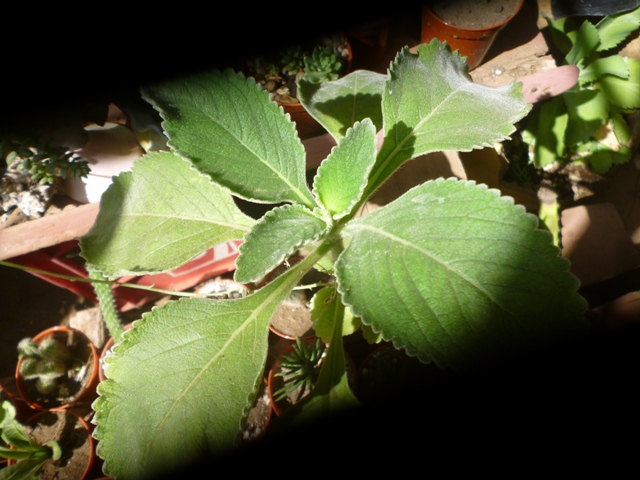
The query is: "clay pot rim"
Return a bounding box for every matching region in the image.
[15,325,100,411]
[423,0,524,32]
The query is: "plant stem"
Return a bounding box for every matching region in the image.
[0,260,239,299]
[88,265,123,344]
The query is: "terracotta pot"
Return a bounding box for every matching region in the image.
[260,257,317,340]
[267,338,356,416]
[421,0,524,71]
[15,326,99,410]
[7,409,96,480]
[99,323,133,383]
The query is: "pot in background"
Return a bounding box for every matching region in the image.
[421,0,524,71]
[15,326,99,410]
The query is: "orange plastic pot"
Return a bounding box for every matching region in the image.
[15,326,99,410]
[421,0,524,71]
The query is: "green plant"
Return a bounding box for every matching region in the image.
[1,138,90,185]
[245,34,349,102]
[274,337,327,402]
[80,40,588,479]
[303,45,345,83]
[523,6,640,174]
[0,400,61,480]
[17,337,76,395]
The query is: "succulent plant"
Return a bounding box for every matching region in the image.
[303,45,345,83]
[17,337,73,395]
[2,138,90,185]
[274,337,326,402]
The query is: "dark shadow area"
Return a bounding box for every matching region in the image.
[149,320,640,477]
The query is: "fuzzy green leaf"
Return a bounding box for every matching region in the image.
[565,21,600,66]
[336,178,588,370]
[298,70,385,140]
[596,6,640,52]
[93,252,321,480]
[235,204,330,284]
[579,55,629,84]
[564,88,609,146]
[313,119,377,219]
[368,41,530,198]
[310,287,360,342]
[80,152,253,278]
[599,58,640,109]
[142,69,316,208]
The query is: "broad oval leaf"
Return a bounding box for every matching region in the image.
[93,252,321,479]
[336,178,589,370]
[235,204,331,284]
[313,118,377,219]
[368,41,531,198]
[80,151,253,278]
[298,69,386,140]
[142,69,316,208]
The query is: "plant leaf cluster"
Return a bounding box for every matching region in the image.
[1,138,90,185]
[18,337,74,395]
[524,6,640,174]
[80,40,588,479]
[245,34,350,102]
[0,400,61,480]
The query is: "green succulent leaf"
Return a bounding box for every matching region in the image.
[298,69,386,140]
[0,457,50,480]
[596,6,640,52]
[368,41,530,198]
[523,97,569,167]
[579,140,632,174]
[598,58,640,109]
[336,178,588,370]
[564,88,609,146]
[579,55,629,84]
[80,152,253,278]
[235,204,331,284]
[543,14,577,56]
[142,69,316,208]
[313,119,377,219]
[610,110,632,146]
[565,21,600,66]
[93,251,323,480]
